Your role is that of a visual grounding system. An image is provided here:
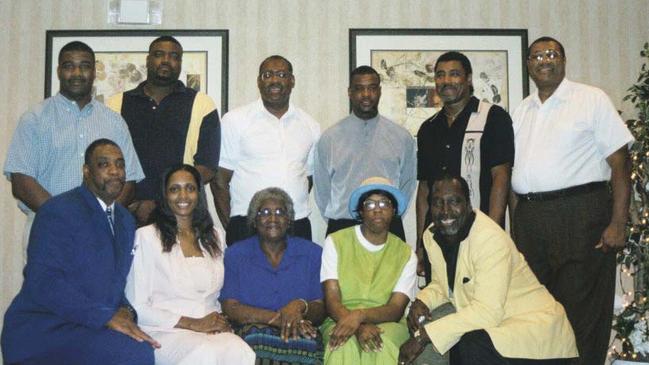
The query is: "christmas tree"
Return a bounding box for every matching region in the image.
[612,41,649,362]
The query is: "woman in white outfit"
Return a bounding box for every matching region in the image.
[126,164,255,365]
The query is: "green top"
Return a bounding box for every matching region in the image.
[331,226,411,309]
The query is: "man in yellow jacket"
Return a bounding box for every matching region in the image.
[399,175,577,364]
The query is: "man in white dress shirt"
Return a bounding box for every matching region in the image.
[510,36,634,365]
[212,55,320,245]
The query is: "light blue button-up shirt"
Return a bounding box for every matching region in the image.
[4,93,144,213]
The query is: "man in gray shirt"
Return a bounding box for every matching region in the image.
[314,66,416,239]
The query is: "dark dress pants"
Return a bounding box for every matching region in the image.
[513,187,614,365]
[452,330,572,365]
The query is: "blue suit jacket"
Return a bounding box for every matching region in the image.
[1,185,137,363]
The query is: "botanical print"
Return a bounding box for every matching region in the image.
[92,51,207,103]
[371,50,508,135]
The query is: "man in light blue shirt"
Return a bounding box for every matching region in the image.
[3,41,143,259]
[314,66,417,240]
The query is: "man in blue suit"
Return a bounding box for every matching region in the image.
[1,139,159,365]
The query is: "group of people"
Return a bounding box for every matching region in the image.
[0,32,632,365]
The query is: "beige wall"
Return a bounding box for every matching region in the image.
[1,0,648,361]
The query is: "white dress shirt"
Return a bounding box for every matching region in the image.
[219,99,320,219]
[511,78,634,194]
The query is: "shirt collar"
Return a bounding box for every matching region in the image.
[129,80,189,98]
[251,235,301,271]
[95,197,115,213]
[54,92,96,113]
[350,112,380,124]
[255,98,296,120]
[531,77,571,106]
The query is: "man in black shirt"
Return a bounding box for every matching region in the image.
[107,36,220,226]
[415,51,514,279]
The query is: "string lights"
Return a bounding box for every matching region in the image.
[611,42,649,362]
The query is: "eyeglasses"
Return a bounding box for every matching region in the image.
[362,199,393,210]
[259,70,292,80]
[528,49,562,62]
[256,207,288,218]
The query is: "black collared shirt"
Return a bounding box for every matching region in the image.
[432,211,476,291]
[116,81,220,200]
[416,96,514,214]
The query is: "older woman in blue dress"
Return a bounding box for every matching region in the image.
[221,187,325,364]
[125,164,255,364]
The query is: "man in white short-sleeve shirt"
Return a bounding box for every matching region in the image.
[212,55,320,245]
[510,36,633,365]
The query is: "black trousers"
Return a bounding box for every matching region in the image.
[450,330,572,365]
[225,215,312,246]
[513,186,613,365]
[325,216,405,241]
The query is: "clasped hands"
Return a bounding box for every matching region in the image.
[328,309,384,353]
[176,311,232,334]
[268,299,317,342]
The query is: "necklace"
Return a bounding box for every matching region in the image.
[444,108,462,122]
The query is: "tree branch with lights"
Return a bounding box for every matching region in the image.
[612,41,649,362]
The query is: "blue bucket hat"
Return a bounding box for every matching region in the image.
[348,177,408,219]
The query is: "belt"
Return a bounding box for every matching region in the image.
[516,181,608,202]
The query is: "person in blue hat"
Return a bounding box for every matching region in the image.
[320,176,417,364]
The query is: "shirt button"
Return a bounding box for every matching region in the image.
[445,144,450,149]
[442,166,447,171]
[152,106,156,110]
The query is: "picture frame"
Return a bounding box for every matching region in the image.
[45,29,229,113]
[350,28,528,135]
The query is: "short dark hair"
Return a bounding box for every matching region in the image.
[431,174,471,204]
[259,55,293,74]
[434,51,473,76]
[84,139,119,165]
[149,35,183,52]
[350,65,380,86]
[354,189,399,220]
[58,41,95,64]
[528,36,566,58]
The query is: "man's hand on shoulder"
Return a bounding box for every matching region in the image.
[107,307,160,348]
[128,200,156,227]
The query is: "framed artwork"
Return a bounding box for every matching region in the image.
[45,29,228,113]
[350,29,528,135]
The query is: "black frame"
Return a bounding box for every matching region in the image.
[45,29,229,113]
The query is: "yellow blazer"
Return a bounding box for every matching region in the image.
[417,210,578,359]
